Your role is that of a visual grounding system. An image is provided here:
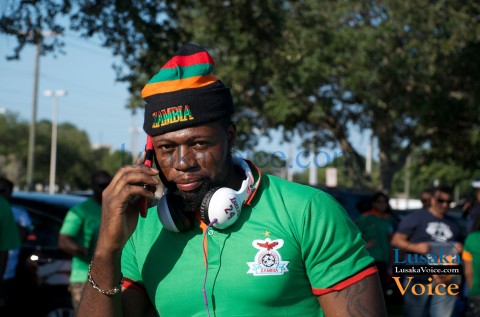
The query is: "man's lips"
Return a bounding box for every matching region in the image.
[176,179,203,192]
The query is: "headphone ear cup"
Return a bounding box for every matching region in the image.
[200,187,221,225]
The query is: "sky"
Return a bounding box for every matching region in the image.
[0,31,140,151]
[0,31,375,177]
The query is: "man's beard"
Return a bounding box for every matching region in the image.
[166,177,217,213]
[162,154,234,214]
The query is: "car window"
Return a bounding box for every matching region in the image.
[13,204,64,249]
[11,193,87,251]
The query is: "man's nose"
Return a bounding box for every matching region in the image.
[173,145,198,171]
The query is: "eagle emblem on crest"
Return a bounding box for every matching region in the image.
[247,238,289,276]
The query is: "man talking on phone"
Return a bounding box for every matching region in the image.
[77,44,387,317]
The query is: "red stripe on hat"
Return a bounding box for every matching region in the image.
[162,51,215,69]
[312,266,378,296]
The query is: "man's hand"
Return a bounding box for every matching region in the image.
[391,233,430,254]
[77,159,159,317]
[413,242,430,254]
[96,163,160,254]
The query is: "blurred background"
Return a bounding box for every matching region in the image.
[1,2,479,316]
[0,0,479,205]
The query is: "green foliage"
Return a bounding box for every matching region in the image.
[0,112,121,191]
[293,152,381,189]
[2,1,480,192]
[392,147,480,200]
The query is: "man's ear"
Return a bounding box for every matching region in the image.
[227,122,237,149]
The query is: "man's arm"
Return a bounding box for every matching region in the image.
[58,233,88,258]
[464,257,473,290]
[318,274,387,317]
[0,250,7,280]
[0,250,7,307]
[76,164,159,317]
[391,232,429,254]
[77,249,155,317]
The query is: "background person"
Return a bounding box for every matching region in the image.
[0,177,31,316]
[0,178,20,315]
[462,177,480,233]
[355,191,395,294]
[391,185,463,317]
[58,170,112,313]
[462,212,480,317]
[419,188,433,210]
[76,44,387,317]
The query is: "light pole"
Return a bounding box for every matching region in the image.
[44,89,67,194]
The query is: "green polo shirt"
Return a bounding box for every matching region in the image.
[60,197,101,282]
[355,211,394,263]
[0,197,20,251]
[122,166,374,316]
[463,231,480,297]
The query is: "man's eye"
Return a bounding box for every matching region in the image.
[192,141,209,149]
[159,144,175,151]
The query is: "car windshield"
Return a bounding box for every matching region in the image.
[11,192,87,249]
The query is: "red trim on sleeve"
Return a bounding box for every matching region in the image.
[122,277,147,294]
[312,266,378,296]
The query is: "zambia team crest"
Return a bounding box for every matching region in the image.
[247,238,289,276]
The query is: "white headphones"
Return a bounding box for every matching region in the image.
[157,158,254,232]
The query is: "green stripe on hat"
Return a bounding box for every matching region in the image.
[147,63,215,84]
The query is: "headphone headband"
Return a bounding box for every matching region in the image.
[232,158,255,201]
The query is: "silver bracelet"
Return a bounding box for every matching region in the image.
[87,262,123,296]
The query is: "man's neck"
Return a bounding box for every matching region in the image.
[428,208,445,219]
[227,163,244,191]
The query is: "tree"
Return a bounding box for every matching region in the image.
[0,112,29,182]
[184,1,480,191]
[0,0,192,98]
[0,112,112,190]
[3,1,480,191]
[256,1,480,191]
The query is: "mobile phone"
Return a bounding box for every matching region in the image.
[144,135,154,168]
[139,135,154,217]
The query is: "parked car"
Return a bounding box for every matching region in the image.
[10,192,87,317]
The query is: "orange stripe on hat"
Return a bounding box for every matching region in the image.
[141,74,218,98]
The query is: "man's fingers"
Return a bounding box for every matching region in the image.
[108,165,158,189]
[135,151,146,165]
[106,165,159,201]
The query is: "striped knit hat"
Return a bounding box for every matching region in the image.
[142,44,234,136]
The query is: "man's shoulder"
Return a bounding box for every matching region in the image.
[405,209,431,219]
[261,174,327,199]
[258,174,340,211]
[0,196,12,217]
[0,195,11,208]
[466,230,480,243]
[67,197,99,215]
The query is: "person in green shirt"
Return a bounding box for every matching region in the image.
[58,170,112,313]
[355,192,395,294]
[77,44,387,317]
[0,183,20,314]
[462,212,480,317]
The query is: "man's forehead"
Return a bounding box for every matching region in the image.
[434,191,451,197]
[153,123,224,141]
